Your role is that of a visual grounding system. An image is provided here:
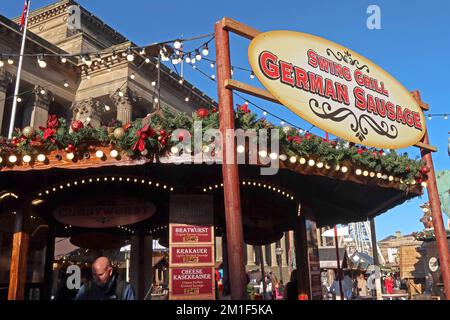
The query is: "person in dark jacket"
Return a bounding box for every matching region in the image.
[283,269,298,300]
[75,256,135,300]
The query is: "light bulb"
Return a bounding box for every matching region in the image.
[195,50,202,61]
[95,150,104,158]
[66,153,75,160]
[64,81,69,88]
[40,89,46,95]
[130,73,136,79]
[110,150,119,158]
[258,150,267,158]
[210,62,215,68]
[174,40,182,49]
[269,153,278,160]
[170,146,179,154]
[237,145,245,153]
[145,58,150,63]
[37,57,47,68]
[289,156,297,163]
[279,154,287,161]
[185,97,189,102]
[250,72,255,79]
[308,159,315,166]
[23,155,32,163]
[356,169,362,175]
[16,97,22,102]
[61,57,67,63]
[105,105,110,111]
[151,81,156,86]
[185,55,191,63]
[7,58,14,65]
[341,166,348,173]
[37,154,46,162]
[127,51,135,62]
[202,45,209,56]
[0,60,4,67]
[191,58,196,64]
[9,155,17,163]
[299,158,306,164]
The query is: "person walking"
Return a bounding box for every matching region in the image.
[356,272,368,298]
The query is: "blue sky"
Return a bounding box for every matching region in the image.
[1,0,449,240]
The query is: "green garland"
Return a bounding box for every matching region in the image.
[0,106,427,187]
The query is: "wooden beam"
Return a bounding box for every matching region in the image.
[415,141,437,152]
[225,79,280,104]
[220,17,261,40]
[410,90,429,111]
[8,232,29,300]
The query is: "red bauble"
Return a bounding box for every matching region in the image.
[305,133,311,140]
[197,108,209,118]
[357,148,364,155]
[159,129,166,136]
[212,107,218,113]
[71,120,84,132]
[161,139,166,145]
[421,166,429,174]
[157,136,163,142]
[65,143,75,153]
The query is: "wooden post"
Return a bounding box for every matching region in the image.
[8,206,30,300]
[294,204,311,299]
[411,90,450,300]
[215,18,247,300]
[420,131,450,300]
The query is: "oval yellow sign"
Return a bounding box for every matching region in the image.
[248,31,426,149]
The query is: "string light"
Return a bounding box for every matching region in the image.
[202,44,209,56]
[37,55,47,68]
[7,57,14,65]
[126,48,135,62]
[174,40,182,49]
[195,50,202,61]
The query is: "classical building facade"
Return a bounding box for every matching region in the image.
[0,0,215,137]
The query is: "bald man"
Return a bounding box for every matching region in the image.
[75,256,135,300]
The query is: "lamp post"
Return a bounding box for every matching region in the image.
[276,247,284,284]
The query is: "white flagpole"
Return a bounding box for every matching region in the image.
[8,0,31,139]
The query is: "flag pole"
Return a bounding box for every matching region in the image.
[8,0,31,139]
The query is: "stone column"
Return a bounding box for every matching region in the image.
[246,245,255,266]
[0,69,10,133]
[270,242,278,269]
[70,98,103,128]
[263,246,268,266]
[111,87,135,124]
[28,86,53,129]
[280,233,288,267]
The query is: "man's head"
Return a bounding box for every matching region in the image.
[92,256,113,286]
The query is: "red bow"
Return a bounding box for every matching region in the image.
[237,102,250,113]
[133,125,155,152]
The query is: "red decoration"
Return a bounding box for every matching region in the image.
[212,107,218,113]
[133,125,155,152]
[65,144,75,153]
[238,102,250,113]
[406,165,411,172]
[293,136,302,144]
[287,136,293,142]
[421,166,429,174]
[178,131,190,142]
[46,115,59,129]
[71,120,84,132]
[357,148,364,155]
[197,108,209,118]
[123,123,132,131]
[305,133,311,140]
[159,129,166,136]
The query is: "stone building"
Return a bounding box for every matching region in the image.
[0,0,215,137]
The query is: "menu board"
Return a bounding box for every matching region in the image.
[169,224,215,300]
